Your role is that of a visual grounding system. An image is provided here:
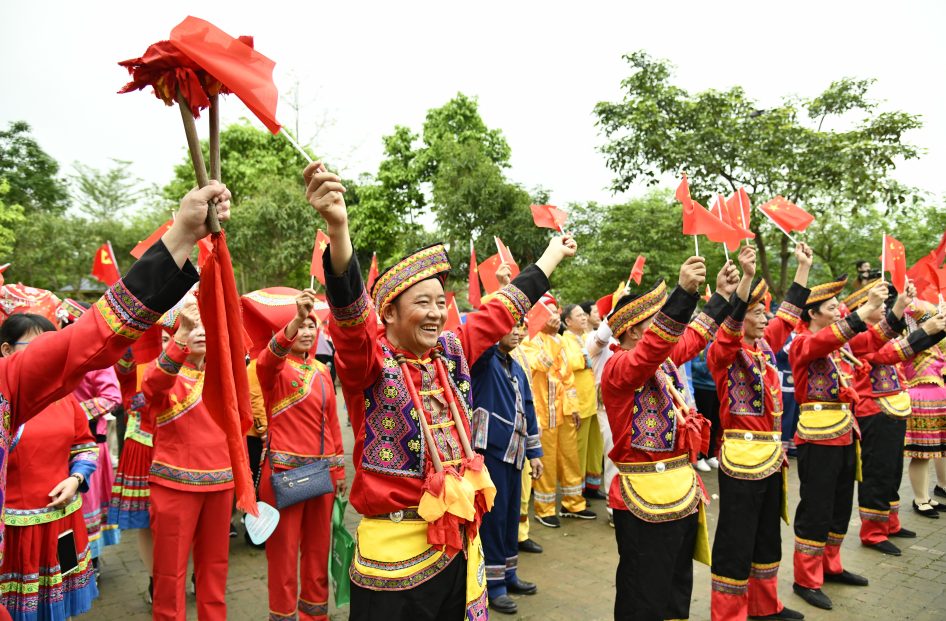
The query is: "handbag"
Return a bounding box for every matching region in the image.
[269,372,335,510]
[329,497,355,607]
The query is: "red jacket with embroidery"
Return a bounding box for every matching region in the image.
[143,341,233,492]
[324,248,547,518]
[256,328,345,481]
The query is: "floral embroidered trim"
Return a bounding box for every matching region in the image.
[826,531,845,546]
[749,561,780,581]
[690,312,718,341]
[298,598,327,616]
[872,317,899,342]
[156,373,204,426]
[776,301,802,324]
[485,565,506,581]
[830,319,857,343]
[95,279,161,340]
[332,287,371,327]
[179,364,201,380]
[893,338,915,362]
[711,574,748,595]
[70,442,98,456]
[372,244,451,310]
[269,363,316,418]
[268,611,295,621]
[858,506,889,522]
[268,335,292,359]
[615,455,690,475]
[156,349,183,376]
[721,315,743,337]
[270,452,343,469]
[150,461,234,486]
[891,501,900,514]
[533,490,556,504]
[651,312,686,344]
[78,397,118,421]
[4,496,82,526]
[794,537,825,557]
[494,284,531,324]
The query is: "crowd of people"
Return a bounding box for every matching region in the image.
[0,162,943,621]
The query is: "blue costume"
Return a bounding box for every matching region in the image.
[471,343,542,600]
[775,332,799,456]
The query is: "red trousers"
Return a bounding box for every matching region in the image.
[260,462,333,621]
[150,483,234,621]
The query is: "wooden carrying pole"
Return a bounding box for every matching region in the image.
[176,87,221,234]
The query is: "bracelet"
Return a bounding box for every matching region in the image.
[174,339,187,350]
[71,473,83,485]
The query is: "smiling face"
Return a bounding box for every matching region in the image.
[744,303,768,341]
[291,317,319,355]
[564,306,588,335]
[382,278,447,356]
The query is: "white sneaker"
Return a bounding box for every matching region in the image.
[706,457,719,469]
[695,458,711,472]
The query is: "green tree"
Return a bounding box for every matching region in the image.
[0,121,69,214]
[70,159,146,221]
[593,52,924,296]
[0,180,25,259]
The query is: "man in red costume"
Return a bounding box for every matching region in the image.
[706,243,812,621]
[602,255,737,621]
[302,161,576,620]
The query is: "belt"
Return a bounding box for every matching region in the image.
[366,508,424,523]
[799,402,851,413]
[615,454,690,475]
[722,430,781,443]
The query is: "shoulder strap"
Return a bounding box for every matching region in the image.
[267,366,329,472]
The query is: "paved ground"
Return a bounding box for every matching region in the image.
[81,391,946,620]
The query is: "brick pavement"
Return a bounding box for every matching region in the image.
[80,393,946,620]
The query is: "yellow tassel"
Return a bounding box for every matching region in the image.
[444,474,476,521]
[418,490,448,522]
[855,439,863,483]
[463,465,497,512]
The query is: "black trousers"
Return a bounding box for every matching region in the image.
[712,470,782,580]
[694,388,721,458]
[857,413,905,514]
[350,554,467,621]
[794,442,857,543]
[246,435,264,493]
[613,509,697,621]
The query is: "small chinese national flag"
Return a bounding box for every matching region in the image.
[714,194,755,243]
[758,196,815,233]
[701,284,712,302]
[367,252,379,293]
[881,234,907,293]
[131,219,174,259]
[468,241,482,309]
[630,255,646,285]
[444,295,462,332]
[92,242,121,286]
[530,205,567,231]
[310,230,330,285]
[526,302,553,341]
[495,237,520,278]
[676,175,737,243]
[726,188,752,232]
[478,254,503,295]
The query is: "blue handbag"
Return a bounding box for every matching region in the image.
[268,372,334,510]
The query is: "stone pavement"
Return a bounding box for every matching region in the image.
[80,392,946,620]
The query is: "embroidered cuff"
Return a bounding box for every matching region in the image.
[893,336,915,362]
[268,329,294,359]
[651,311,687,343]
[721,314,744,337]
[703,292,733,326]
[95,279,163,340]
[526,434,541,450]
[690,311,720,341]
[776,301,802,325]
[782,282,809,316]
[156,346,185,376]
[831,314,865,343]
[79,397,119,420]
[495,284,532,324]
[509,264,552,308]
[872,316,900,342]
[331,287,371,328]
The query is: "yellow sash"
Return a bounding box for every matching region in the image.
[615,455,701,523]
[351,514,449,589]
[694,502,712,566]
[781,467,790,525]
[797,402,853,442]
[876,391,912,420]
[719,431,783,480]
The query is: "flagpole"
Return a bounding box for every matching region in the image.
[494,236,503,259]
[756,206,800,245]
[736,190,745,248]
[310,275,315,290]
[280,127,314,164]
[710,197,730,261]
[881,232,887,282]
[694,235,700,257]
[107,240,117,265]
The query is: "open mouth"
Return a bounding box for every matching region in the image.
[420,324,439,335]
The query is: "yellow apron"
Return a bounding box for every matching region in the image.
[798,402,862,482]
[719,430,790,525]
[876,391,912,420]
[351,511,450,590]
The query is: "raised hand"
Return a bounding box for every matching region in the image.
[543,313,562,335]
[176,297,200,341]
[162,181,232,267]
[496,263,512,287]
[679,257,707,294]
[715,259,740,297]
[795,242,813,269]
[535,234,578,280]
[295,289,317,321]
[303,161,348,228]
[739,245,757,280]
[920,313,946,335]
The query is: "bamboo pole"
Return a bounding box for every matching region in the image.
[209,94,221,182]
[176,87,221,234]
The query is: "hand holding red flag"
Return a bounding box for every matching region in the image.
[495,237,520,279]
[630,255,646,285]
[468,241,482,309]
[526,302,554,341]
[530,205,567,232]
[713,194,755,244]
[676,176,738,244]
[310,230,330,286]
[91,242,121,286]
[881,233,908,293]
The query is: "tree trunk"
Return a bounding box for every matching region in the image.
[778,234,790,299]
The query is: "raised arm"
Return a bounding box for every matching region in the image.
[764,243,813,351]
[668,258,737,365]
[257,289,317,390]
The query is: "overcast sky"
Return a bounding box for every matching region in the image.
[3,0,944,212]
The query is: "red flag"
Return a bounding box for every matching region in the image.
[310,230,330,285]
[701,284,712,302]
[495,237,520,278]
[0,264,9,288]
[91,242,121,286]
[758,196,815,233]
[530,205,567,231]
[713,194,755,243]
[196,232,257,516]
[131,219,174,259]
[468,241,482,309]
[726,188,752,232]
[478,254,503,295]
[367,253,379,293]
[630,255,646,285]
[526,302,554,341]
[676,176,738,242]
[197,235,213,269]
[444,296,462,332]
[924,262,946,295]
[170,17,281,134]
[907,231,946,281]
[881,233,908,293]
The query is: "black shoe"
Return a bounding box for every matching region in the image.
[506,579,537,595]
[792,583,832,610]
[91,557,100,577]
[148,577,153,604]
[582,488,608,501]
[229,522,238,537]
[749,607,805,620]
[823,569,868,586]
[560,509,597,520]
[189,573,196,595]
[935,485,946,499]
[535,515,560,528]
[913,500,940,518]
[489,594,517,614]
[864,539,901,556]
[931,500,946,512]
[244,530,265,550]
[518,538,543,554]
[889,527,916,538]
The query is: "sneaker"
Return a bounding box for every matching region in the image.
[706,457,719,469]
[535,515,560,528]
[229,522,238,538]
[560,509,597,520]
[695,459,711,472]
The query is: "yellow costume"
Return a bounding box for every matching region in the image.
[562,330,604,494]
[521,331,585,517]
[509,344,536,541]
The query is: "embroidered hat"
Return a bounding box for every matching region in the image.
[0,284,62,329]
[57,298,89,324]
[841,278,880,311]
[540,292,558,310]
[607,279,668,338]
[241,287,325,359]
[371,243,452,312]
[731,277,769,309]
[906,299,938,325]
[806,274,848,306]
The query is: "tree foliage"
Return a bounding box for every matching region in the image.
[70,159,146,221]
[0,121,69,214]
[593,51,925,296]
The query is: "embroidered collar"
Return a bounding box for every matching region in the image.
[180,361,203,380]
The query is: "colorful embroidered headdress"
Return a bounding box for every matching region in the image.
[841,278,880,311]
[806,274,848,306]
[371,243,452,311]
[748,277,768,309]
[607,279,668,338]
[0,284,62,328]
[597,280,628,321]
[57,298,88,324]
